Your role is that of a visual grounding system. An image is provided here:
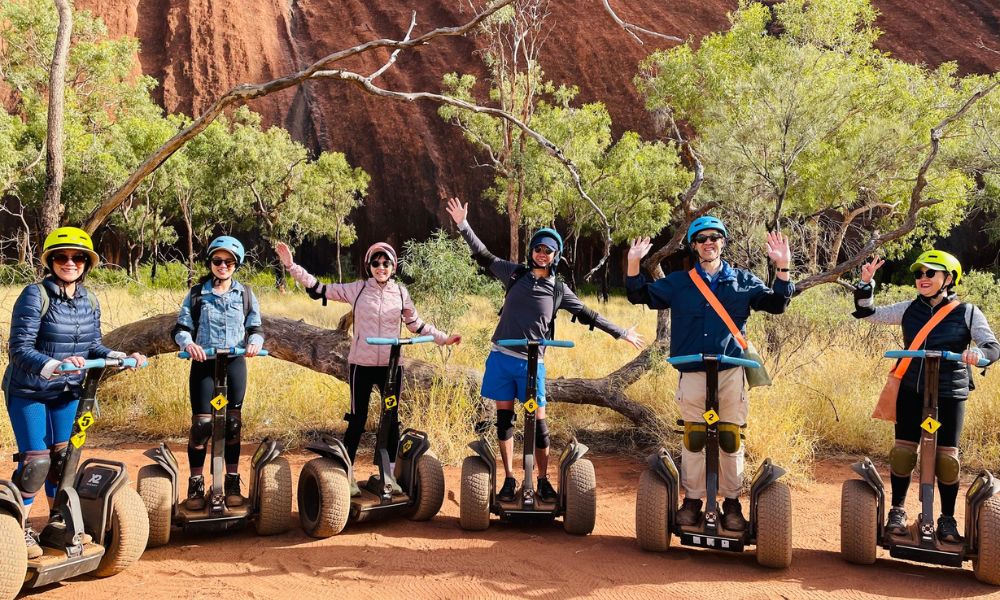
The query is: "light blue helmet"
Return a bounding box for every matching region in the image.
[206,235,246,266]
[527,227,564,267]
[686,216,728,243]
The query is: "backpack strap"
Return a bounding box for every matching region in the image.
[34,282,97,319]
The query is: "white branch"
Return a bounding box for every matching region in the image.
[602,0,683,45]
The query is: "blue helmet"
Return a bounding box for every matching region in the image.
[206,235,246,266]
[527,227,564,267]
[686,216,728,243]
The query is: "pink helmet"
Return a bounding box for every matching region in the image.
[364,242,397,266]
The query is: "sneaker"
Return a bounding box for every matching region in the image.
[722,497,747,531]
[537,477,558,502]
[937,514,962,544]
[224,474,244,507]
[676,497,703,526]
[25,526,42,559]
[498,477,517,503]
[185,475,206,510]
[886,506,908,536]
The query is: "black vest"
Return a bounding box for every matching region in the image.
[899,295,973,400]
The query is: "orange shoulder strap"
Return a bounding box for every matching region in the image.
[688,268,748,350]
[891,299,961,379]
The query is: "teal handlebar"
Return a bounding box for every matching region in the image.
[885,349,989,367]
[497,338,575,348]
[178,347,269,359]
[58,357,143,371]
[667,354,762,369]
[366,336,436,346]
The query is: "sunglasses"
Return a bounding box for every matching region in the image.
[211,258,237,268]
[52,253,89,265]
[369,259,394,269]
[913,269,942,280]
[693,234,725,244]
[532,245,555,256]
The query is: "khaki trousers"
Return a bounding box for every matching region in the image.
[676,368,748,499]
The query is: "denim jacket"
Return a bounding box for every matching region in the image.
[173,280,264,351]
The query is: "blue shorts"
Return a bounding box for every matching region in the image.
[481,350,547,406]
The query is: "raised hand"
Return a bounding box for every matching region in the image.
[622,326,645,350]
[628,237,653,262]
[860,256,885,284]
[445,197,468,225]
[275,242,293,269]
[765,231,791,268]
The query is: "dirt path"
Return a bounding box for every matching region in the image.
[15,446,1000,599]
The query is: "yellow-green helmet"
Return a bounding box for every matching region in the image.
[41,226,100,269]
[910,249,961,285]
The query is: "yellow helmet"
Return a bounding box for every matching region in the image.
[41,227,100,269]
[910,249,961,285]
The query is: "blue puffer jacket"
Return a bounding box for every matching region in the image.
[4,277,115,401]
[626,261,794,372]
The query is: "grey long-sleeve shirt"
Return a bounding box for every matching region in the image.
[457,220,626,358]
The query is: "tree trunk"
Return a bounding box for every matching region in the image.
[336,225,343,283]
[183,205,194,287]
[40,0,73,238]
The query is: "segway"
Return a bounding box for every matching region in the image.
[841,349,1000,584]
[635,353,792,567]
[297,336,445,537]
[460,338,596,535]
[9,358,150,593]
[137,347,292,546]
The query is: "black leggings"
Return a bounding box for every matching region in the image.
[188,356,247,470]
[345,364,401,465]
[890,388,966,515]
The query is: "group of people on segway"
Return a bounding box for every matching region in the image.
[3,198,998,589]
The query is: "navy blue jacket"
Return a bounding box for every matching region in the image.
[626,262,794,372]
[4,277,115,401]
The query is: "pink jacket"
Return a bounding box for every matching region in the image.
[288,263,449,366]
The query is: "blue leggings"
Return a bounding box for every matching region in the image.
[6,393,79,505]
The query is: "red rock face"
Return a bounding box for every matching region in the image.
[74,0,1000,262]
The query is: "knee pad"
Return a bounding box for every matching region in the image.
[225,411,242,443]
[535,418,550,449]
[936,446,960,485]
[683,421,707,452]
[14,450,50,495]
[189,414,213,448]
[47,443,68,486]
[496,409,515,441]
[888,441,918,477]
[718,422,743,454]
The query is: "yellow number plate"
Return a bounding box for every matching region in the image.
[77,411,95,431]
[703,409,720,425]
[384,395,398,410]
[921,417,941,434]
[70,431,87,448]
[524,399,538,413]
[210,394,228,410]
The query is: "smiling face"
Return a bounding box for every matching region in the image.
[368,253,395,283]
[210,249,237,281]
[914,266,952,297]
[692,229,726,262]
[49,250,89,284]
[531,244,556,269]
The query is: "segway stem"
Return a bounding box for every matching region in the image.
[704,356,720,532]
[918,352,942,542]
[210,348,232,513]
[522,343,540,506]
[52,368,106,505]
[373,343,403,497]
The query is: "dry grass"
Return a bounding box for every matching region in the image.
[2,281,999,489]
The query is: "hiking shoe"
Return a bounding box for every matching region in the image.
[886,506,908,536]
[224,473,244,507]
[185,475,206,510]
[498,477,517,502]
[722,497,747,531]
[676,497,703,526]
[25,526,42,559]
[537,477,558,502]
[937,514,962,544]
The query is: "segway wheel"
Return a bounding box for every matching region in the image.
[974,495,1000,585]
[755,481,793,568]
[409,451,445,521]
[0,511,27,599]
[297,458,350,538]
[636,468,671,551]
[460,456,491,531]
[137,464,173,548]
[255,456,293,535]
[840,479,878,565]
[94,486,150,577]
[563,458,597,536]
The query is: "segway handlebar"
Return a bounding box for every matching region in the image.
[497,338,575,348]
[884,349,989,367]
[667,353,761,369]
[365,336,436,346]
[178,347,269,359]
[58,357,145,371]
